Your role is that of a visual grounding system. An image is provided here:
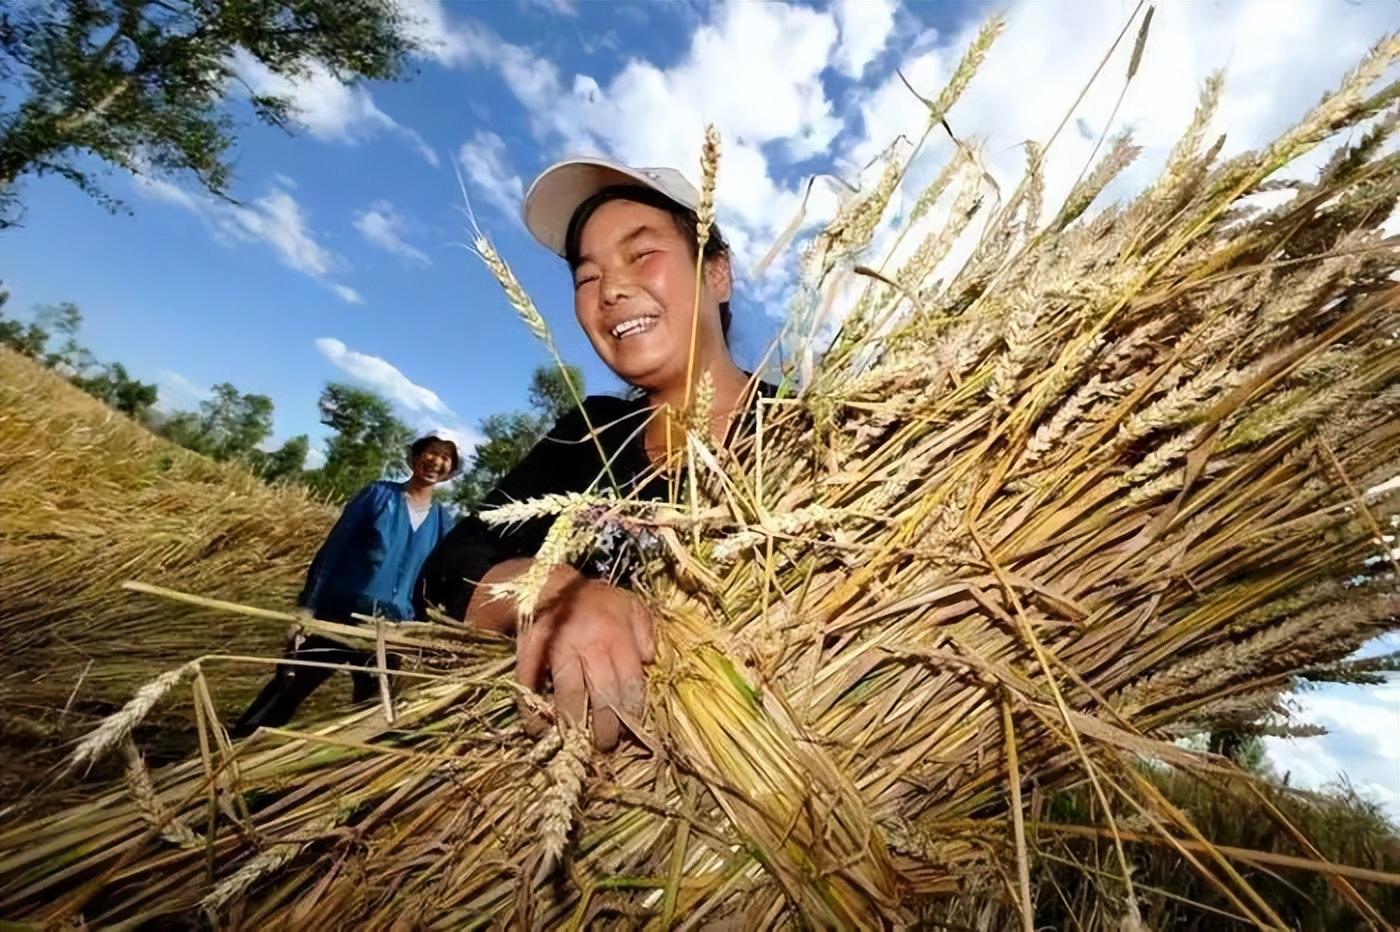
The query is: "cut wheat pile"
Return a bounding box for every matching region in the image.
[2,14,1399,929]
[0,349,336,786]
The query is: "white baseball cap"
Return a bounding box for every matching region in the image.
[522,157,701,258]
[407,430,463,478]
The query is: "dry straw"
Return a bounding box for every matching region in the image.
[0,354,336,791]
[3,12,1400,930]
[63,660,202,777]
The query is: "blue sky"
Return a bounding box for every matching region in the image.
[3,0,1396,816]
[2,0,981,461]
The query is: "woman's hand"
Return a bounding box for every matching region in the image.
[515,572,655,750]
[467,561,656,750]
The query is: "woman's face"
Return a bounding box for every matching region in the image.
[571,199,731,392]
[411,440,455,485]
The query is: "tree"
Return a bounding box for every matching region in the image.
[528,364,583,421]
[198,382,274,461]
[0,287,50,358]
[0,0,418,225]
[307,382,412,501]
[452,411,548,512]
[72,360,157,418]
[155,381,274,462]
[249,434,309,484]
[1,297,155,417]
[35,302,94,374]
[0,315,49,357]
[452,364,584,513]
[154,409,207,452]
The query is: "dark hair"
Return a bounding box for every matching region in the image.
[564,184,733,338]
[410,436,459,473]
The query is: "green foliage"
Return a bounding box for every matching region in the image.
[0,296,158,419]
[0,292,49,357]
[450,364,584,513]
[306,382,412,501]
[0,317,47,356]
[3,286,314,494]
[34,302,94,373]
[451,411,547,512]
[71,360,157,418]
[0,288,401,500]
[528,363,583,420]
[154,382,275,463]
[248,434,308,484]
[0,0,417,224]
[199,382,274,461]
[153,409,206,451]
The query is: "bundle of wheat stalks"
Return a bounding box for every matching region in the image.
[2,13,1398,928]
[0,350,335,787]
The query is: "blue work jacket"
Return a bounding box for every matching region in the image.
[298,480,451,622]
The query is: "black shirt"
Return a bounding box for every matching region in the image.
[414,384,776,620]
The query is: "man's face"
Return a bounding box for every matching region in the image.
[411,440,454,484]
[571,199,730,391]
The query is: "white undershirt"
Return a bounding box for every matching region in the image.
[405,495,431,531]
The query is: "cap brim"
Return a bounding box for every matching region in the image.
[522,159,683,258]
[408,435,463,478]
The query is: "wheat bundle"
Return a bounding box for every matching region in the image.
[2,16,1398,928]
[0,350,336,784]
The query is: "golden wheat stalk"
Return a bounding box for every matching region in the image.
[2,15,1399,931]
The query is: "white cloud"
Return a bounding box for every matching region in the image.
[393,0,494,67]
[134,177,362,303]
[416,0,1392,324]
[304,444,328,470]
[314,337,454,416]
[354,200,433,267]
[313,338,484,460]
[458,131,525,223]
[154,369,210,413]
[807,0,1398,336]
[833,0,899,79]
[308,314,487,456]
[848,1,1395,239]
[134,175,204,213]
[227,189,338,278]
[231,48,439,167]
[1264,678,1400,822]
[441,3,845,271]
[521,0,576,16]
[403,129,442,168]
[233,50,387,140]
[330,283,365,305]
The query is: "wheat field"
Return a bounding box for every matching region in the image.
[0,347,335,796]
[1,13,1398,929]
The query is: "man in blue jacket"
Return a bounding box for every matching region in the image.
[231,432,458,737]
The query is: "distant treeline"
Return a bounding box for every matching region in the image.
[0,285,580,509]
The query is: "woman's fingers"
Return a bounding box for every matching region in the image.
[592,702,621,751]
[516,694,548,739]
[512,580,655,751]
[579,643,622,750]
[627,596,656,663]
[515,619,550,693]
[609,626,646,718]
[551,652,588,729]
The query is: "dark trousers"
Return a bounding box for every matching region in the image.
[230,634,398,738]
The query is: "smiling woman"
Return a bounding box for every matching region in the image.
[416,157,773,751]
